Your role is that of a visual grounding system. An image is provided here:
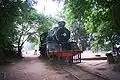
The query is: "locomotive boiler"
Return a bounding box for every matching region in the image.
[39,21,82,63]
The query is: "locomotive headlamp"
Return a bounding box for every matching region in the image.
[61,33,67,37]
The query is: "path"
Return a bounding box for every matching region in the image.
[0,57,106,80]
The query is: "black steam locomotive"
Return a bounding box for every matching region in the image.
[39,21,82,63]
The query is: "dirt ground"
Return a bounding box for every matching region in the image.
[77,60,120,80]
[0,57,106,80]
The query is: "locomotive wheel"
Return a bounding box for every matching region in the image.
[69,56,73,64]
[53,55,58,60]
[47,52,57,61]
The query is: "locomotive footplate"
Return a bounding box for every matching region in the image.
[48,50,82,64]
[49,52,73,56]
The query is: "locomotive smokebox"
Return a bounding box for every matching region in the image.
[55,27,70,42]
[55,21,70,42]
[46,21,70,42]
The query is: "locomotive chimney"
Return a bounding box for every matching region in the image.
[58,21,66,27]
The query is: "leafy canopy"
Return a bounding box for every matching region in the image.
[64,0,120,51]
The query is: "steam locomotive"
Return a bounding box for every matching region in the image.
[39,21,82,63]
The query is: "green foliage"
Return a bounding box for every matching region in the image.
[0,0,26,55]
[70,20,89,51]
[28,11,57,45]
[64,0,120,51]
[0,0,38,58]
[64,0,86,26]
[0,0,19,46]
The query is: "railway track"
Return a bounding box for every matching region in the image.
[59,65,110,80]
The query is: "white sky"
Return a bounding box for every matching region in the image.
[34,0,64,16]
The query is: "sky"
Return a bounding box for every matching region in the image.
[33,0,64,17]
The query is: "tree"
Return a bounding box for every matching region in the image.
[16,9,36,57]
[64,0,120,51]
[0,0,26,59]
[0,0,37,59]
[28,11,57,45]
[15,7,57,57]
[70,20,89,51]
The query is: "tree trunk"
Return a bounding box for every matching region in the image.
[0,49,5,64]
[18,46,23,58]
[112,1,120,35]
[112,1,120,56]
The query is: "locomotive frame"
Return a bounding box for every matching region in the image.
[39,21,83,64]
